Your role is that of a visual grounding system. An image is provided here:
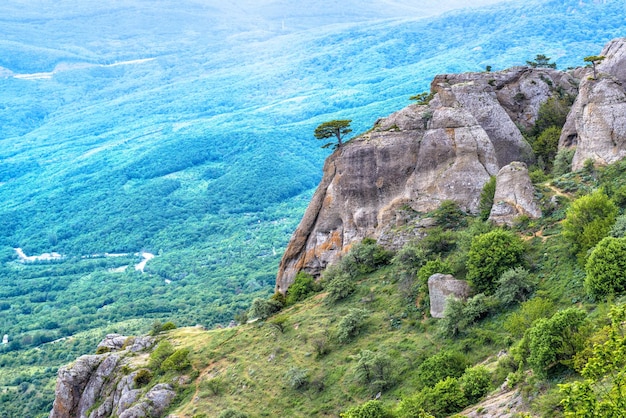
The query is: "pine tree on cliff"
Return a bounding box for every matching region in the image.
[526,54,557,68]
[314,119,352,149]
[584,55,605,79]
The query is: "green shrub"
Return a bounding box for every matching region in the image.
[204,376,224,396]
[479,176,496,221]
[95,346,111,354]
[463,293,496,322]
[311,333,330,358]
[341,400,388,418]
[148,340,175,370]
[440,293,497,337]
[533,95,574,135]
[459,366,492,403]
[392,243,426,299]
[504,297,555,338]
[562,189,617,263]
[336,309,368,343]
[421,228,457,257]
[133,369,153,387]
[466,229,525,294]
[426,377,468,417]
[284,366,309,391]
[268,314,289,333]
[521,308,588,377]
[433,200,467,230]
[324,268,357,304]
[285,271,319,305]
[248,297,283,319]
[439,297,466,337]
[585,237,626,298]
[150,321,177,336]
[495,267,535,306]
[532,126,561,170]
[417,259,453,286]
[552,148,575,176]
[416,351,469,388]
[610,214,626,237]
[270,291,286,306]
[353,350,393,392]
[342,238,393,275]
[161,348,191,372]
[395,396,436,418]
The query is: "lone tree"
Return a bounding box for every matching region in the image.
[526,54,557,69]
[584,55,605,79]
[314,119,352,149]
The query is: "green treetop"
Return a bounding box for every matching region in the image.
[526,54,557,69]
[584,55,605,79]
[314,119,352,149]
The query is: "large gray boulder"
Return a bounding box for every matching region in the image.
[118,384,176,418]
[97,334,128,352]
[428,273,472,319]
[489,162,541,226]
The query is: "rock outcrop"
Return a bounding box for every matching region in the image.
[489,162,541,226]
[277,67,577,292]
[427,273,471,319]
[48,335,178,418]
[560,38,626,170]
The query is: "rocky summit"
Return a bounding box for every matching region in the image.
[276,37,626,293]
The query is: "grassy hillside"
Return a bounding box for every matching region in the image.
[87,156,626,418]
[2,0,626,415]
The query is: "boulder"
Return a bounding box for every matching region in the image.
[129,336,155,352]
[489,162,541,226]
[428,273,472,319]
[118,384,176,418]
[97,334,128,352]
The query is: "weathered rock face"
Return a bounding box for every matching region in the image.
[559,38,626,170]
[48,335,172,418]
[427,273,471,319]
[489,162,541,227]
[276,67,577,292]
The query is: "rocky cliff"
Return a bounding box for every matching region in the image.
[48,334,177,418]
[559,37,626,170]
[276,66,578,292]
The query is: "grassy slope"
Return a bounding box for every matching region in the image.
[130,160,626,417]
[152,171,621,417]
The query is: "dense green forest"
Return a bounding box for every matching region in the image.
[2,0,626,415]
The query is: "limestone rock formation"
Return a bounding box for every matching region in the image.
[277,67,576,292]
[488,162,541,226]
[48,335,175,418]
[97,334,128,351]
[559,38,626,170]
[427,273,471,319]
